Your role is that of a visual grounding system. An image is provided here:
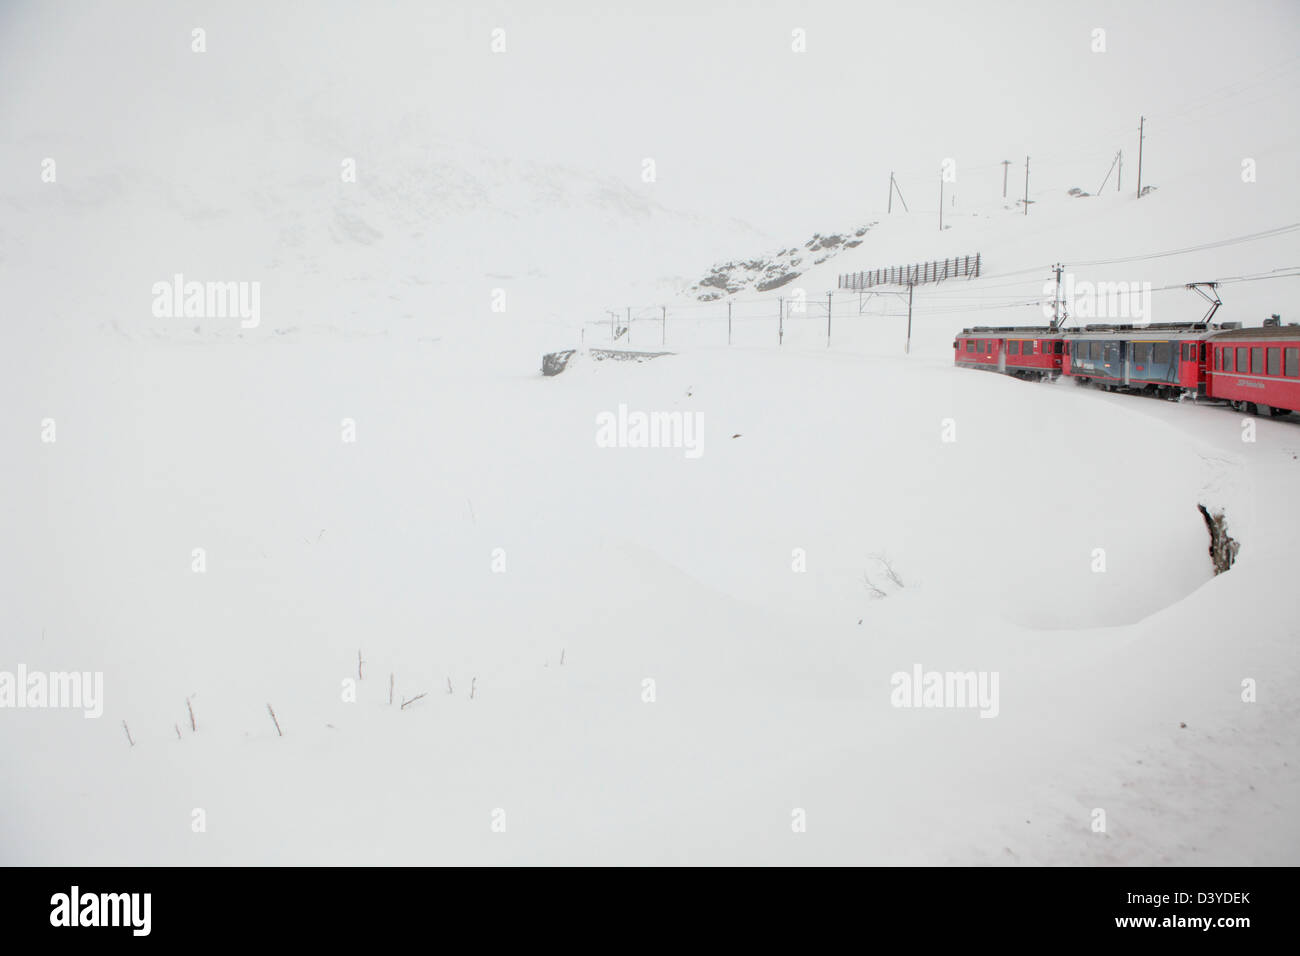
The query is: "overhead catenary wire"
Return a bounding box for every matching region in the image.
[594,266,1300,327]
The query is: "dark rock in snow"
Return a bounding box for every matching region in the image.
[542,349,577,376]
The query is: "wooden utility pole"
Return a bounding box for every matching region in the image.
[1001,159,1011,198]
[1051,263,1065,328]
[1136,116,1145,198]
[826,292,833,347]
[778,298,784,345]
[905,283,915,355]
[938,170,944,232]
[1023,155,1030,216]
[1097,151,1120,195]
[891,176,909,213]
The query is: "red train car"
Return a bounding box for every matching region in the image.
[953,327,1063,381]
[953,318,1299,419]
[1205,326,1300,415]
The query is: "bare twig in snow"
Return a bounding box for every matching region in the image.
[267,703,283,736]
[122,721,135,747]
[186,695,196,732]
[401,692,428,710]
[862,573,887,600]
[174,723,182,740]
[470,677,477,700]
[447,677,453,695]
[871,553,905,588]
[560,648,566,666]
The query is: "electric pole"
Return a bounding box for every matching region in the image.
[905,282,914,355]
[1136,116,1145,198]
[890,175,909,213]
[1001,159,1011,198]
[1097,151,1121,195]
[1051,263,1065,329]
[1023,155,1030,216]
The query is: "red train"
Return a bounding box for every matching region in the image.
[953,320,1300,416]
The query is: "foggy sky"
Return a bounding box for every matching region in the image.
[2,0,1297,235]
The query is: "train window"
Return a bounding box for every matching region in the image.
[1224,349,1233,372]
[1054,341,1063,354]
[1008,341,1019,355]
[1153,343,1171,365]
[1237,347,1248,371]
[1200,344,1206,362]
[1023,340,1035,354]
[1214,349,1221,371]
[1252,347,1264,374]
[1093,341,1103,360]
[965,340,975,352]
[1268,348,1280,376]
[976,340,984,351]
[1287,348,1299,377]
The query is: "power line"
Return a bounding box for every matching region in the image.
[1071,223,1300,267]
[598,228,1300,317]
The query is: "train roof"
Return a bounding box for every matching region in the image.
[958,322,1299,340]
[958,326,1058,335]
[1065,326,1208,340]
[1205,324,1300,341]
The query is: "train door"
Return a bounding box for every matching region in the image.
[996,339,1005,373]
[1178,341,1201,389]
[1103,340,1124,383]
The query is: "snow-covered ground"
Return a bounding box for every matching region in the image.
[2,1,1299,866]
[3,311,1298,864]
